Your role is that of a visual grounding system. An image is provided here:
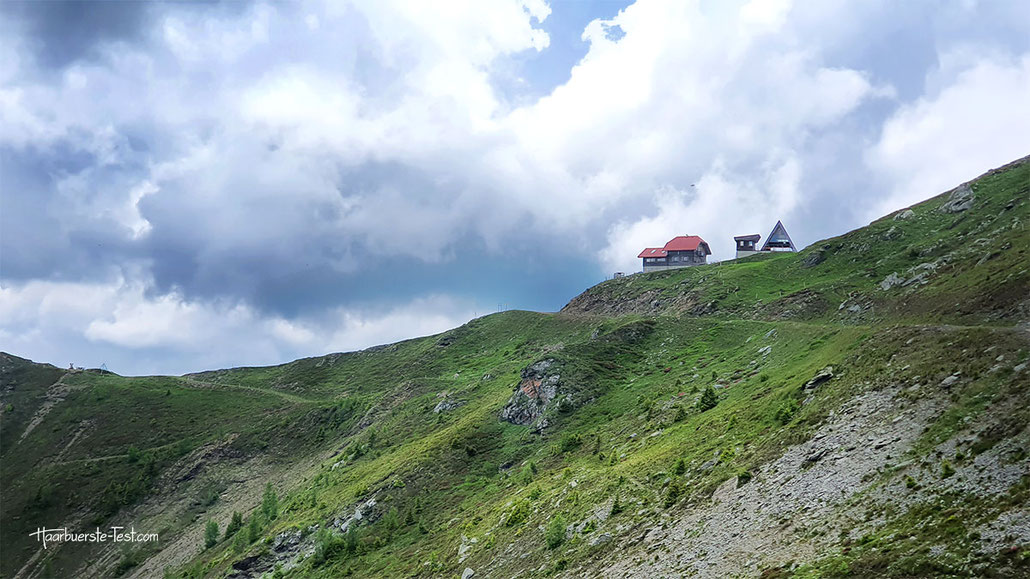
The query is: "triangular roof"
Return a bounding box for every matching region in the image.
[662,235,709,253]
[760,220,796,251]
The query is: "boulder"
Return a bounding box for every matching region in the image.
[804,367,833,390]
[801,249,827,268]
[893,208,915,220]
[433,397,464,414]
[939,183,975,213]
[880,272,904,290]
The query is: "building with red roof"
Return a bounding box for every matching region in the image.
[638,235,711,272]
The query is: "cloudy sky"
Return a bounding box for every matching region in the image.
[1,0,1028,375]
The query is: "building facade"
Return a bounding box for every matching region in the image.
[638,235,712,272]
[731,221,797,260]
[734,234,761,259]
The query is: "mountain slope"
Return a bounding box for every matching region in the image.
[1,156,1028,579]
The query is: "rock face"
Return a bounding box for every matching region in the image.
[939,183,975,213]
[803,367,834,390]
[499,359,561,428]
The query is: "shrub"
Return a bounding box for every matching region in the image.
[774,399,799,424]
[201,485,219,507]
[737,470,752,487]
[312,527,344,566]
[696,387,718,412]
[382,507,401,532]
[663,481,682,508]
[204,520,219,549]
[224,512,243,539]
[559,433,583,453]
[506,500,531,527]
[673,458,686,475]
[545,514,566,549]
[343,525,360,555]
[941,460,956,478]
[231,528,249,553]
[520,465,535,485]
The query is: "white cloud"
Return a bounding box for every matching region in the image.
[866,54,1030,218]
[3,0,1029,373]
[0,278,475,375]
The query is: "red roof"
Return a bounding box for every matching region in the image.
[637,247,668,258]
[638,235,711,259]
[662,235,706,251]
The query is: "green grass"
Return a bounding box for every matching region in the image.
[2,156,1028,578]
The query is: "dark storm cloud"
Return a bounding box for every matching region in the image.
[1,0,152,69]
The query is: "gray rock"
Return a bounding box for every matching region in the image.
[893,209,915,220]
[589,532,613,546]
[499,359,560,426]
[804,367,834,390]
[939,183,975,213]
[433,397,464,414]
[462,568,475,579]
[880,273,905,290]
[801,250,827,268]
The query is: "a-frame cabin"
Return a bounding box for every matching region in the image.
[760,220,796,252]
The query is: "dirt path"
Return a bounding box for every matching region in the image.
[177,376,319,404]
[18,372,86,442]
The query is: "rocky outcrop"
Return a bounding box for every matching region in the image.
[939,183,975,213]
[499,359,561,429]
[803,366,833,390]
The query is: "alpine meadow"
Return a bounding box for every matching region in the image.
[3,156,1029,578]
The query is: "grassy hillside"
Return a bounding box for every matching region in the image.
[1,156,1027,579]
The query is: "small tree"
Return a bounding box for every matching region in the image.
[545,514,566,549]
[343,525,360,555]
[663,481,682,508]
[262,483,279,521]
[696,386,718,412]
[204,519,219,549]
[224,511,243,539]
[611,494,623,516]
[247,515,262,543]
